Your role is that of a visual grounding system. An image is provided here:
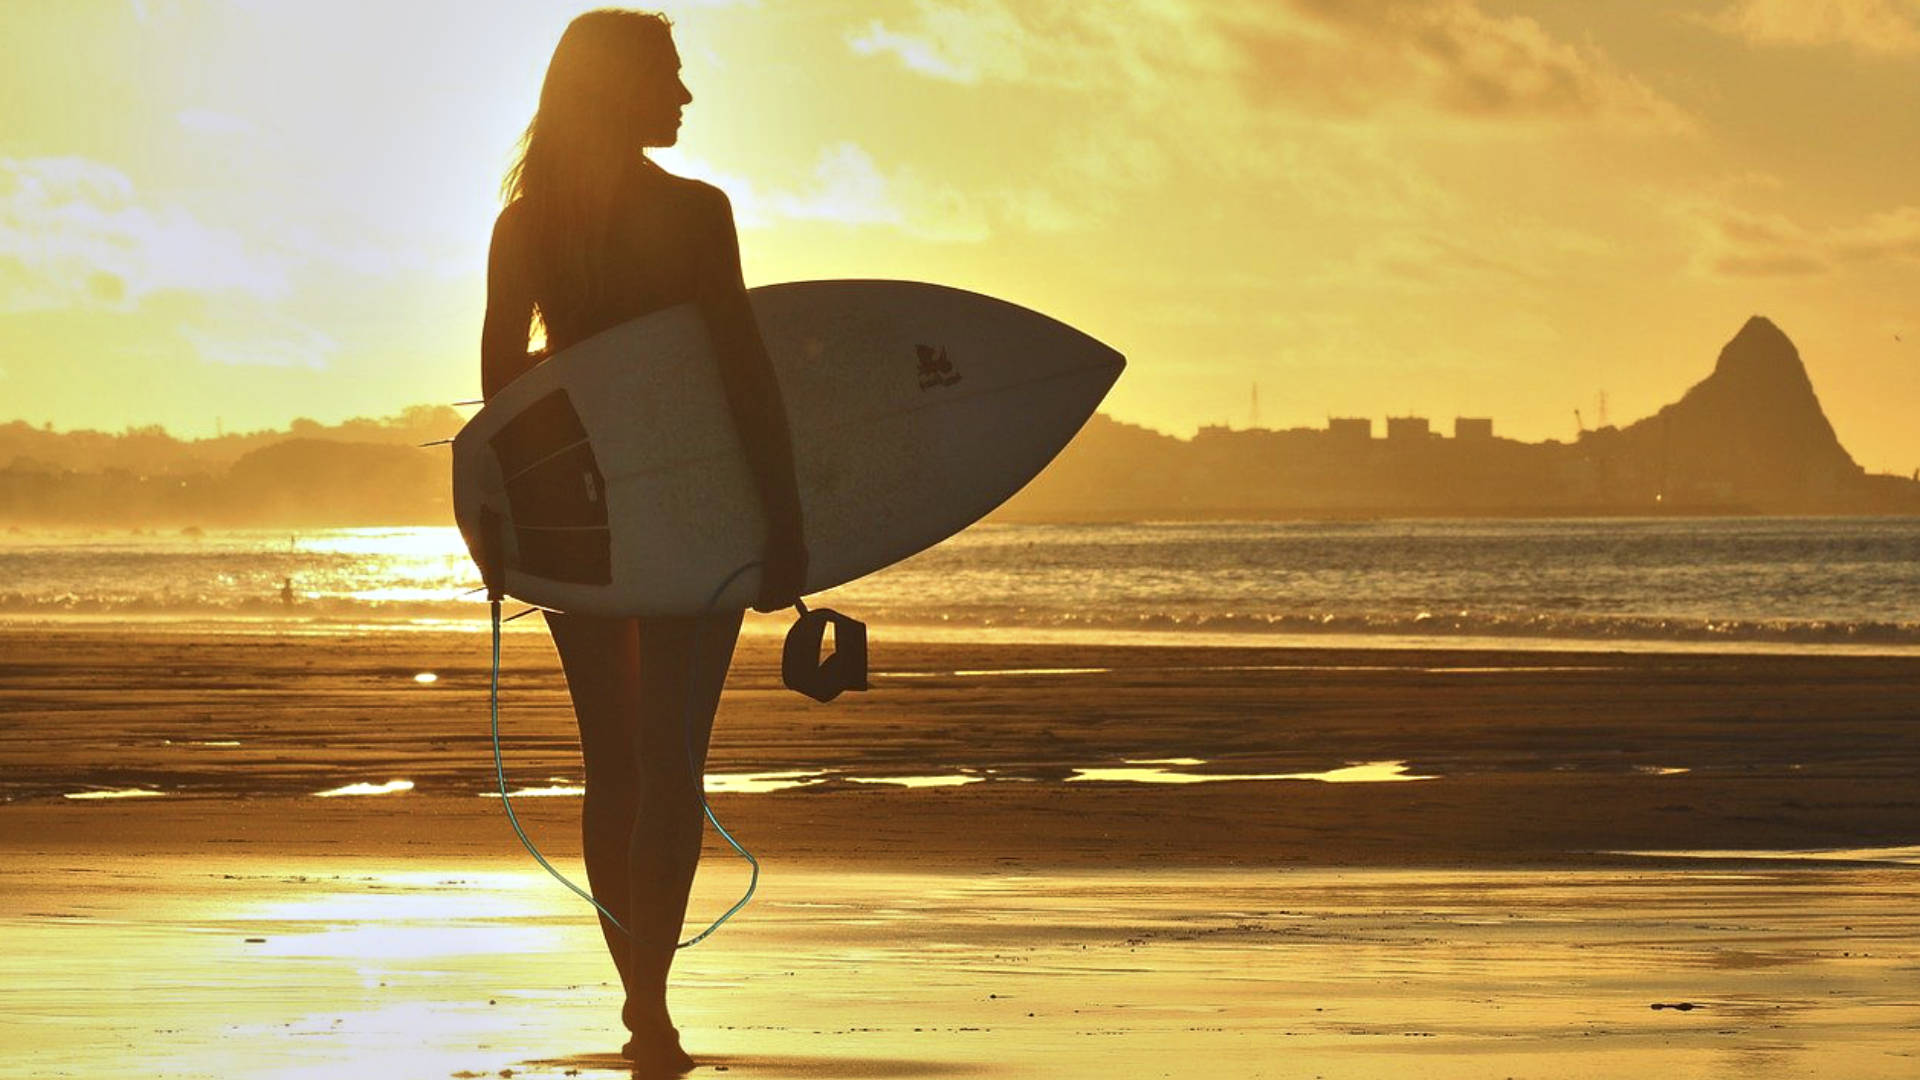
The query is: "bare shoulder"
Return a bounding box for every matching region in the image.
[646,167,735,230]
[686,177,733,216]
[491,198,531,250]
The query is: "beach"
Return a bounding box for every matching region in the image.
[3,625,1917,1078]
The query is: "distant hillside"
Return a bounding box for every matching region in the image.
[225,439,450,525]
[0,405,463,476]
[0,407,461,527]
[986,414,1190,520]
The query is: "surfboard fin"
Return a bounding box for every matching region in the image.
[782,601,869,703]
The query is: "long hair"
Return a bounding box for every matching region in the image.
[504,9,675,334]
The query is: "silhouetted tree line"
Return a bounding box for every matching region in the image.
[0,407,460,527]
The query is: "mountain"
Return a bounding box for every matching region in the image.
[1606,316,1862,508]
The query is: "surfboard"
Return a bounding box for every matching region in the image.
[452,279,1124,615]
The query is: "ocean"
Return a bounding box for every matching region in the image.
[3,517,1917,652]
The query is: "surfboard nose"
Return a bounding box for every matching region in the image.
[1075,342,1125,400]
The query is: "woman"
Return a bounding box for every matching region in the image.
[480,9,807,1072]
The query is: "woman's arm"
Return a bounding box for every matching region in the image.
[694,187,809,611]
[481,205,537,402]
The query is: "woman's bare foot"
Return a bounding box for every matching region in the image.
[621,1024,695,1076]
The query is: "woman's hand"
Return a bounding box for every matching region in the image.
[753,524,809,613]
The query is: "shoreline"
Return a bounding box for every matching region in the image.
[8,614,1920,658]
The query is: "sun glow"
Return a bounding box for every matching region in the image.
[298,528,468,560]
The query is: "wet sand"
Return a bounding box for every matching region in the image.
[2,626,1918,1077]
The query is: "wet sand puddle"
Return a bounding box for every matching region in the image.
[471,772,995,798]
[873,664,1617,679]
[1066,759,1437,784]
[1611,845,1920,866]
[477,760,1440,797]
[4,859,1916,1079]
[49,761,1447,802]
[61,756,1768,800]
[314,780,415,798]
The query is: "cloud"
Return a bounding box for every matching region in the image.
[847,15,1009,83]
[1309,216,1617,297]
[1698,0,1920,56]
[1685,200,1920,278]
[1241,1,1692,133]
[770,143,905,227]
[846,0,1691,134]
[124,0,189,24]
[176,108,257,137]
[0,156,290,313]
[665,143,988,242]
[836,0,1688,238]
[179,313,337,371]
[845,0,1220,100]
[0,156,350,372]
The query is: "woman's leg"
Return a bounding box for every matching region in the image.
[623,608,744,1036]
[544,612,645,998]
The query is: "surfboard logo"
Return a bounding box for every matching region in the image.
[915,344,962,390]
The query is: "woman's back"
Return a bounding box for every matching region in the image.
[492,161,727,365]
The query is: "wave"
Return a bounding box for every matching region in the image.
[846,606,1920,646]
[0,591,476,621]
[5,589,1917,647]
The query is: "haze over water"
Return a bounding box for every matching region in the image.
[7,518,1917,651]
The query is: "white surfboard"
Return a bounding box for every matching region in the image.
[452,279,1123,615]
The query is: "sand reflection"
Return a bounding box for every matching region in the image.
[1068,759,1436,784]
[62,787,165,800]
[478,771,997,796]
[844,774,983,788]
[314,779,415,798]
[705,771,828,793]
[1613,845,1920,865]
[876,667,1113,678]
[9,857,1918,1078]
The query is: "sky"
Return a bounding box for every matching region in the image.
[3,0,1918,471]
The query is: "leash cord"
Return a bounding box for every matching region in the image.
[488,561,766,948]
